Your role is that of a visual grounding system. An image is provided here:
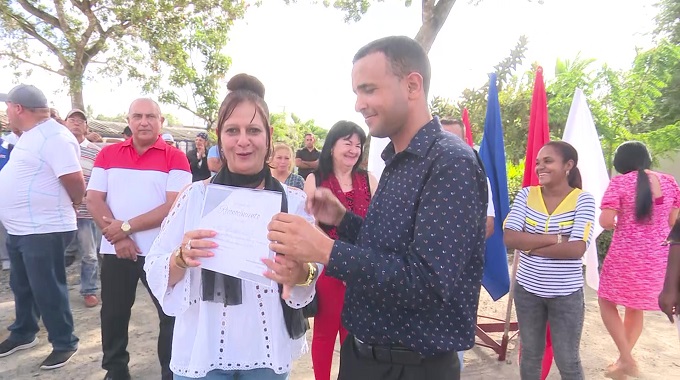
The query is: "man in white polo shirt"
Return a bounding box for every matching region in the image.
[87,98,191,380]
[441,118,496,371]
[0,84,85,369]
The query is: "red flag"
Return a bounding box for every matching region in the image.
[520,66,554,379]
[522,66,551,187]
[462,108,474,147]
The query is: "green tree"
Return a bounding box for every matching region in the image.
[0,0,246,111]
[270,111,327,151]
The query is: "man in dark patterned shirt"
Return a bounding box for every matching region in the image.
[267,36,487,380]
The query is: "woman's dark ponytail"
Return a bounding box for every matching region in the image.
[613,141,653,222]
[568,166,583,190]
[635,169,653,220]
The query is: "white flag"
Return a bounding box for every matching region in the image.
[367,136,391,180]
[562,88,610,290]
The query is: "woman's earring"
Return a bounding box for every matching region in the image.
[566,170,570,177]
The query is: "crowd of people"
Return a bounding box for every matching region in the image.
[0,35,678,380]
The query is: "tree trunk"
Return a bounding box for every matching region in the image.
[414,0,457,53]
[68,70,85,110]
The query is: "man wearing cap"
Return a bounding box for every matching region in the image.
[87,98,191,380]
[64,109,102,308]
[161,133,175,147]
[0,84,85,369]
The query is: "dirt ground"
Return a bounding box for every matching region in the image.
[0,263,678,380]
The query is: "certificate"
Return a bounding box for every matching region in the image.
[197,184,282,288]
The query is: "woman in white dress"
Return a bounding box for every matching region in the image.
[144,73,320,380]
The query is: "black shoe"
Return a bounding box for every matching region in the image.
[0,337,39,358]
[103,370,131,380]
[40,348,77,370]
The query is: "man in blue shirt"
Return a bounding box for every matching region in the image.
[266,36,487,380]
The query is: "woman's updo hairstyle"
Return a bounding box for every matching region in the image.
[216,73,271,164]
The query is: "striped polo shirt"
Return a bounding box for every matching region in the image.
[78,139,101,219]
[87,136,191,256]
[504,186,596,297]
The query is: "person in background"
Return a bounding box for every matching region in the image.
[504,141,595,380]
[122,126,132,140]
[659,217,680,323]
[303,120,377,380]
[186,132,212,182]
[295,133,320,180]
[441,119,495,239]
[440,118,495,370]
[0,133,13,271]
[0,84,85,369]
[207,145,222,174]
[162,133,175,147]
[597,141,680,378]
[64,108,102,308]
[87,98,192,380]
[270,142,305,190]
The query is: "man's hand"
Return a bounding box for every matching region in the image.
[306,188,346,227]
[102,216,128,244]
[267,213,334,265]
[262,254,309,300]
[659,287,679,323]
[114,237,141,261]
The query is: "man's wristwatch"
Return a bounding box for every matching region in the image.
[297,263,317,287]
[121,221,132,234]
[174,247,189,269]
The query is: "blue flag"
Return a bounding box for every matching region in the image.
[478,73,511,301]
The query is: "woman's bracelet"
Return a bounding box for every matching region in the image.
[173,246,189,269]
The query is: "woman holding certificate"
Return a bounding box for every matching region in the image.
[145,73,320,380]
[304,121,378,380]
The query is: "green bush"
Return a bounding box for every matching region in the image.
[596,229,613,267]
[507,161,525,205]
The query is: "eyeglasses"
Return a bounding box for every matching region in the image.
[67,117,86,125]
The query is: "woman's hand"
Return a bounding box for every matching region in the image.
[262,254,309,300]
[179,229,217,267]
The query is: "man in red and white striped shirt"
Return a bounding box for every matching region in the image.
[87,98,191,380]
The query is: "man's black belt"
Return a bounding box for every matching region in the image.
[353,337,423,366]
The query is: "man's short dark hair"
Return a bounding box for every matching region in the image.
[353,36,431,96]
[441,119,464,128]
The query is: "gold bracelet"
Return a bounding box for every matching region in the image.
[173,246,189,269]
[297,263,317,286]
[557,234,563,244]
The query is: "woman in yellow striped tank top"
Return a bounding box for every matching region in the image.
[504,141,596,380]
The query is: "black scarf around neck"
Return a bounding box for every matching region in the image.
[204,165,308,339]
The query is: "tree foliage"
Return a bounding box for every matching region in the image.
[0,0,246,115]
[431,36,680,170]
[270,112,328,151]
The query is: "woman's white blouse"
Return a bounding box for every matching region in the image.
[144,181,319,378]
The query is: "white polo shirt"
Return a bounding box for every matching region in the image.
[87,136,191,256]
[0,119,81,235]
[486,178,495,218]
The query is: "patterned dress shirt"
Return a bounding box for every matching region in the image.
[325,118,487,357]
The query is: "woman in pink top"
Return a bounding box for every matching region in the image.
[598,141,680,378]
